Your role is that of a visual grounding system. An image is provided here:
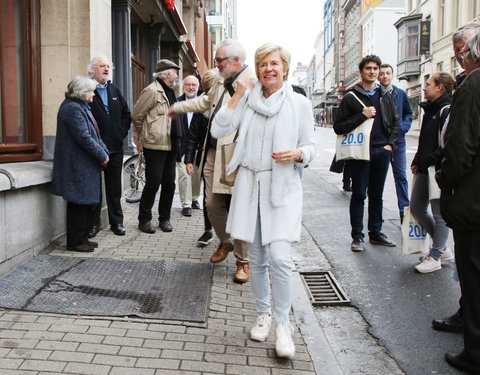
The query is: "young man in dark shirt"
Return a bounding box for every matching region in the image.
[334,55,400,252]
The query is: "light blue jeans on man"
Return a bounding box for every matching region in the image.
[249,211,292,325]
[410,173,450,260]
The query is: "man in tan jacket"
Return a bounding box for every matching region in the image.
[168,39,255,283]
[132,59,181,234]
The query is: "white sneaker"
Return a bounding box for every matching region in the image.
[275,323,295,359]
[414,255,442,273]
[250,313,272,342]
[440,247,454,262]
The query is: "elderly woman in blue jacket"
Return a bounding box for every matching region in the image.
[51,76,109,253]
[211,43,316,359]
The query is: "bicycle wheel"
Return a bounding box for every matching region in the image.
[123,153,145,203]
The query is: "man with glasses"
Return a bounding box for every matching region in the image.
[168,40,256,283]
[437,24,480,374]
[87,56,131,238]
[176,75,202,217]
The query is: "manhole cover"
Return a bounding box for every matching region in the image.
[300,271,350,306]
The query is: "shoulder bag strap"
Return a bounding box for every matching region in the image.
[349,92,367,108]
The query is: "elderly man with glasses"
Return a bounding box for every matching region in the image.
[87,56,131,238]
[168,40,256,284]
[436,24,480,374]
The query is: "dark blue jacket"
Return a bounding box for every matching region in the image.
[391,85,412,144]
[51,99,109,205]
[90,81,131,153]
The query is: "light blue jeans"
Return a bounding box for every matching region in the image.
[410,173,450,260]
[249,210,292,325]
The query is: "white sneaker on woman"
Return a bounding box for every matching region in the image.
[275,323,295,359]
[415,255,441,273]
[440,247,454,262]
[250,313,272,342]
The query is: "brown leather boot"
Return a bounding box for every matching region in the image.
[210,243,233,263]
[234,261,249,283]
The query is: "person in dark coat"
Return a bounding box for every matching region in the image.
[51,76,109,252]
[176,75,202,217]
[437,28,480,374]
[410,72,455,274]
[87,56,131,237]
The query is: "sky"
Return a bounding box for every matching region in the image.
[236,0,324,81]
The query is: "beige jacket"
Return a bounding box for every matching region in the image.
[132,80,171,151]
[172,66,256,194]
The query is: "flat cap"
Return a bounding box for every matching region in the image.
[155,59,180,73]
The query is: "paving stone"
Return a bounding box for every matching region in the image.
[35,341,79,352]
[93,353,137,367]
[160,348,203,361]
[49,350,95,363]
[109,367,155,375]
[180,360,225,373]
[63,362,110,375]
[19,359,66,372]
[0,358,23,369]
[118,346,161,358]
[62,333,104,344]
[135,358,180,370]
[6,348,52,360]
[77,343,120,355]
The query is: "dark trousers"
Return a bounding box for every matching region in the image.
[349,146,392,239]
[391,140,409,216]
[138,147,176,223]
[67,202,94,247]
[91,151,124,227]
[453,230,480,366]
[202,178,212,231]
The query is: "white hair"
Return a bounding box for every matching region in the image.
[153,68,177,80]
[86,56,114,78]
[215,39,246,64]
[65,76,97,101]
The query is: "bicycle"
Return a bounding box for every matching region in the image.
[123,152,146,203]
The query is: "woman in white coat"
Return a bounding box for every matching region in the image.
[211,43,316,359]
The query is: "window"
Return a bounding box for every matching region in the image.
[452,57,462,78]
[437,62,444,72]
[0,0,42,162]
[474,0,479,18]
[398,22,419,61]
[439,0,446,36]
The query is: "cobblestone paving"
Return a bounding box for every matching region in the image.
[0,201,317,374]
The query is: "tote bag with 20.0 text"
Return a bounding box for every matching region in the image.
[335,92,374,161]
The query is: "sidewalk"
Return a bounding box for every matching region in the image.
[0,195,339,374]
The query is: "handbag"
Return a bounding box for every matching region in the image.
[401,176,429,255]
[427,105,449,200]
[428,166,441,200]
[335,92,374,161]
[219,131,239,187]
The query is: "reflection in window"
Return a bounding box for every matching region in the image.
[1,0,27,143]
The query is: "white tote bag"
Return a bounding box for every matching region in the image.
[428,166,441,200]
[401,177,429,255]
[335,92,374,161]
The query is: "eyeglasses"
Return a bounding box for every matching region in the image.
[214,56,232,64]
[459,49,470,59]
[96,64,111,69]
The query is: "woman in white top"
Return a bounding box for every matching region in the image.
[211,43,316,359]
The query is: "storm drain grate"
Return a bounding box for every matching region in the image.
[300,271,350,306]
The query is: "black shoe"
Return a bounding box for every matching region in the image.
[192,200,201,209]
[138,221,156,234]
[88,226,98,239]
[343,184,352,192]
[198,231,213,246]
[433,311,464,333]
[369,232,396,247]
[181,207,192,217]
[110,224,126,236]
[159,220,173,232]
[445,351,480,374]
[351,236,365,252]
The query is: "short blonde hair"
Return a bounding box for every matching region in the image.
[254,43,291,80]
[200,69,218,94]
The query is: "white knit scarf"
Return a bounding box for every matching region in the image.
[227,80,299,206]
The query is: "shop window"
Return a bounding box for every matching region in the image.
[0,0,42,162]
